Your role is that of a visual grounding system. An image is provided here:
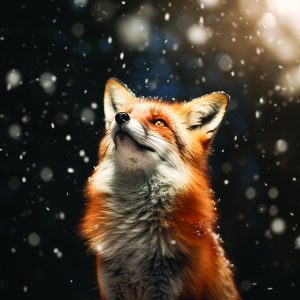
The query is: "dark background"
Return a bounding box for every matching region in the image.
[1,0,300,299]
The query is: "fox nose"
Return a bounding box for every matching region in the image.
[115,112,130,125]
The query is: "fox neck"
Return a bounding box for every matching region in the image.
[110,166,178,218]
[89,160,185,259]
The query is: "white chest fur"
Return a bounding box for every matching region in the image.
[96,173,180,259]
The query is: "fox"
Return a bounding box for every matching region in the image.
[81,78,240,300]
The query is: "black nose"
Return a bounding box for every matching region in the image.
[115,112,130,125]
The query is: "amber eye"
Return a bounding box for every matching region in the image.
[153,119,167,128]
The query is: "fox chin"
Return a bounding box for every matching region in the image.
[81,78,240,300]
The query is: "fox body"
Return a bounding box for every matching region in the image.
[81,78,240,300]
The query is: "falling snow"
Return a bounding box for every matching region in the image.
[39,72,57,94]
[270,218,287,235]
[67,167,74,174]
[6,69,22,90]
[53,247,63,258]
[295,236,300,250]
[268,187,279,199]
[80,107,95,124]
[274,139,288,154]
[27,232,41,247]
[8,123,22,139]
[245,187,256,200]
[1,0,300,299]
[187,24,210,45]
[217,53,233,72]
[40,167,54,182]
[73,0,88,8]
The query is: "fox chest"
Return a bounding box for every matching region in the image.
[98,181,179,259]
[98,219,185,300]
[97,181,185,299]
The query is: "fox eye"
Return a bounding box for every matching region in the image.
[153,119,167,128]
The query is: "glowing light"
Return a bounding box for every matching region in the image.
[164,13,170,21]
[6,69,22,90]
[187,25,211,45]
[217,53,233,71]
[199,0,220,8]
[259,12,276,30]
[67,168,74,174]
[260,27,298,62]
[73,0,88,8]
[240,0,300,63]
[39,72,57,94]
[279,66,300,96]
[274,139,288,154]
[8,123,22,139]
[264,0,300,61]
[28,232,41,247]
[271,0,299,15]
[57,212,66,220]
[295,236,300,250]
[268,187,279,199]
[239,0,261,19]
[80,107,95,124]
[270,218,286,235]
[117,15,151,50]
[53,248,63,258]
[245,187,256,200]
[40,167,54,182]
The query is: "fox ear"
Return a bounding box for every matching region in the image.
[103,78,136,128]
[184,92,229,139]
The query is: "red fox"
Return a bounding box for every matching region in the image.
[81,78,240,300]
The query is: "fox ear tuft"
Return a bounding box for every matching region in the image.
[184,92,229,139]
[103,78,135,128]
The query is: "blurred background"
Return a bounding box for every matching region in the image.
[1,0,300,299]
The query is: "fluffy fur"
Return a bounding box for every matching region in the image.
[81,78,240,300]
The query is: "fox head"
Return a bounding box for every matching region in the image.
[98,78,229,181]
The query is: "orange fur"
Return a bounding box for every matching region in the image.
[81,78,240,299]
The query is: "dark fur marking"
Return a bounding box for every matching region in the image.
[189,103,220,130]
[199,108,218,125]
[141,123,149,138]
[169,126,186,157]
[207,128,216,134]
